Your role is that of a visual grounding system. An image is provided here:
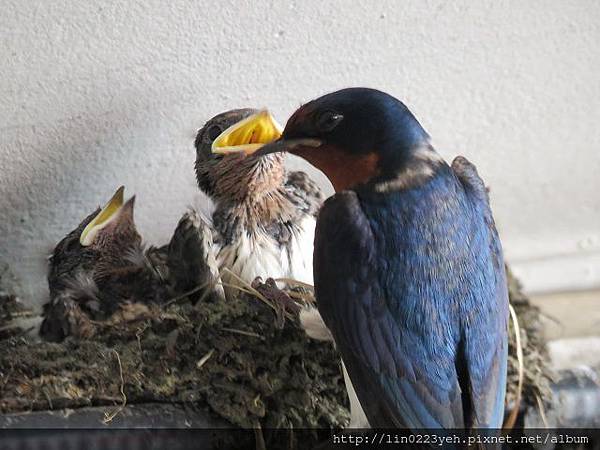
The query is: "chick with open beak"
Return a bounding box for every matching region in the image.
[40,187,223,342]
[194,109,323,294]
[41,187,159,341]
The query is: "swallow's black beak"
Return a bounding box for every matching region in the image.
[252,137,323,157]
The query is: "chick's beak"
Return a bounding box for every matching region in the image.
[211,110,284,156]
[80,186,124,246]
[79,187,136,247]
[115,196,136,226]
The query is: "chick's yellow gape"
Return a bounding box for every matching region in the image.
[79,186,126,246]
[211,110,282,156]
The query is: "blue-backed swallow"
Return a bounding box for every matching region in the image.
[250,88,509,429]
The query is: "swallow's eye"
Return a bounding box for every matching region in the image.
[207,125,222,141]
[315,110,344,133]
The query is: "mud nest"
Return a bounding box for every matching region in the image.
[0,287,349,432]
[0,267,33,340]
[505,267,554,422]
[0,265,553,431]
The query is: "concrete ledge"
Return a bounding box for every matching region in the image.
[511,251,600,295]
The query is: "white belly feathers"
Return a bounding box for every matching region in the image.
[216,216,316,291]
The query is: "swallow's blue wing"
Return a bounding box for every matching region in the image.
[314,189,464,429]
[314,162,508,429]
[451,156,508,428]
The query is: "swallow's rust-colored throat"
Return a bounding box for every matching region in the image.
[292,145,380,192]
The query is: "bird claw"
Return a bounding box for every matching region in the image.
[251,277,301,328]
[250,277,265,290]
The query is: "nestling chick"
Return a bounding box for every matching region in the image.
[41,187,223,342]
[41,188,165,341]
[195,109,323,294]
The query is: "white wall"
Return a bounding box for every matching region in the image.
[1,0,599,307]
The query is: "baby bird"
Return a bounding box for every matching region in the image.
[194,109,323,292]
[41,187,222,341]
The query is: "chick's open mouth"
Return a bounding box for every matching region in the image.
[211,110,282,156]
[79,186,125,246]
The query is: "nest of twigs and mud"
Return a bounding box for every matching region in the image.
[0,266,552,435]
[0,280,349,437]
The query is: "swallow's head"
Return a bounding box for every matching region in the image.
[249,88,430,191]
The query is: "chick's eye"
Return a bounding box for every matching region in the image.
[207,125,222,141]
[316,111,344,132]
[64,237,81,253]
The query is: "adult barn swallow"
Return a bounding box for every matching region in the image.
[194,109,323,292]
[250,88,509,429]
[41,187,222,341]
